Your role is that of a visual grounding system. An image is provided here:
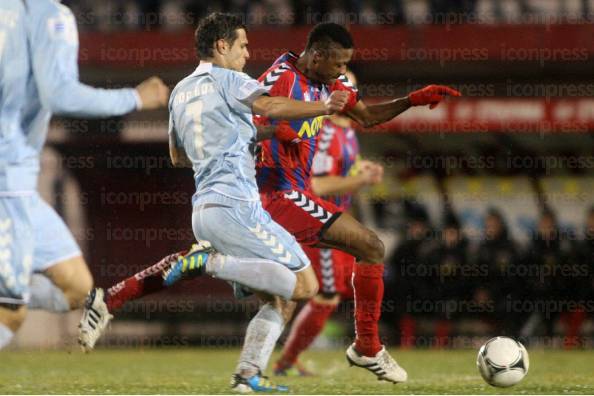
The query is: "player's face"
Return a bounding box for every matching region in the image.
[227,28,250,72]
[312,47,354,84]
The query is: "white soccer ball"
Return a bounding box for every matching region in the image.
[476,336,529,387]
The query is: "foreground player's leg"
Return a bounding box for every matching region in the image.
[29,256,93,312]
[163,248,312,301]
[232,297,296,393]
[0,305,26,349]
[275,294,339,376]
[320,212,407,383]
[79,243,313,351]
[78,248,189,351]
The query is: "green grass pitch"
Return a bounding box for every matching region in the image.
[1,348,592,394]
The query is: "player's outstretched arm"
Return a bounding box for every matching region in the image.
[30,3,169,117]
[347,85,461,128]
[252,91,349,120]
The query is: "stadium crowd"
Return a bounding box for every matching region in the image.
[63,0,592,31]
[382,202,594,348]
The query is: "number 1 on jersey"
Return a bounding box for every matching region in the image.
[187,100,204,159]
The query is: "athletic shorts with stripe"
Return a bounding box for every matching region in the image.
[302,245,355,299]
[192,191,310,273]
[0,193,81,305]
[260,189,342,246]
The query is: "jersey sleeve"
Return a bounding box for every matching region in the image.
[223,71,269,113]
[254,70,302,143]
[333,75,360,113]
[29,2,138,117]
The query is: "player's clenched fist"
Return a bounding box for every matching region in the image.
[135,76,170,110]
[408,84,461,109]
[324,91,350,114]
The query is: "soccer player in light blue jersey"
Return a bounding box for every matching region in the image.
[0,0,169,349]
[167,15,351,392]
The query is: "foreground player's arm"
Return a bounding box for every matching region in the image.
[28,3,168,117]
[252,91,349,120]
[168,106,192,168]
[346,85,461,128]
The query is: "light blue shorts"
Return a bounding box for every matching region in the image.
[0,193,80,305]
[192,192,310,272]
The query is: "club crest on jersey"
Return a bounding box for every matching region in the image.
[296,116,325,139]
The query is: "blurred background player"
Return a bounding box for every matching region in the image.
[273,70,385,376]
[0,0,169,349]
[247,22,460,383]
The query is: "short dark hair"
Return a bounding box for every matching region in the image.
[306,22,354,52]
[195,12,246,59]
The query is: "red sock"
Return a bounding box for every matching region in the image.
[400,314,416,349]
[278,300,337,367]
[435,319,451,348]
[106,251,182,312]
[563,308,586,349]
[352,263,384,357]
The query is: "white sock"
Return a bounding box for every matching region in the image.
[236,303,284,377]
[0,323,14,349]
[206,255,296,300]
[28,274,70,312]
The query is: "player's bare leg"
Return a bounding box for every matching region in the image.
[275,293,340,376]
[318,211,407,383]
[40,256,93,310]
[0,305,27,349]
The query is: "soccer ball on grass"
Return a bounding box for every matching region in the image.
[476,336,529,387]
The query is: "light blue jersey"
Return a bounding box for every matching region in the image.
[0,0,139,192]
[169,62,310,279]
[0,0,141,304]
[169,62,268,202]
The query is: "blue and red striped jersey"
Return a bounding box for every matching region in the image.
[255,52,359,193]
[311,118,361,210]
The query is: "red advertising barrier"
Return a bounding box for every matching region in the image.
[363,98,594,133]
[78,24,594,67]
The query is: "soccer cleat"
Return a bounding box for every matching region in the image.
[162,241,214,287]
[346,344,408,384]
[273,360,313,377]
[78,288,113,352]
[230,372,289,393]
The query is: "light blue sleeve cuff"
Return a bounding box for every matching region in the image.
[132,89,142,110]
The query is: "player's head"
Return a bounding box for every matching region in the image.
[304,23,354,84]
[195,12,249,72]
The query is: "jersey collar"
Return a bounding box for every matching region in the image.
[193,61,213,75]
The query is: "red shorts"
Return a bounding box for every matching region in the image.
[303,246,355,299]
[260,189,342,246]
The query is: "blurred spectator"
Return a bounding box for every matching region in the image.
[63,0,594,29]
[565,206,594,347]
[429,0,477,23]
[386,201,433,347]
[424,211,470,347]
[472,208,523,335]
[521,209,577,339]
